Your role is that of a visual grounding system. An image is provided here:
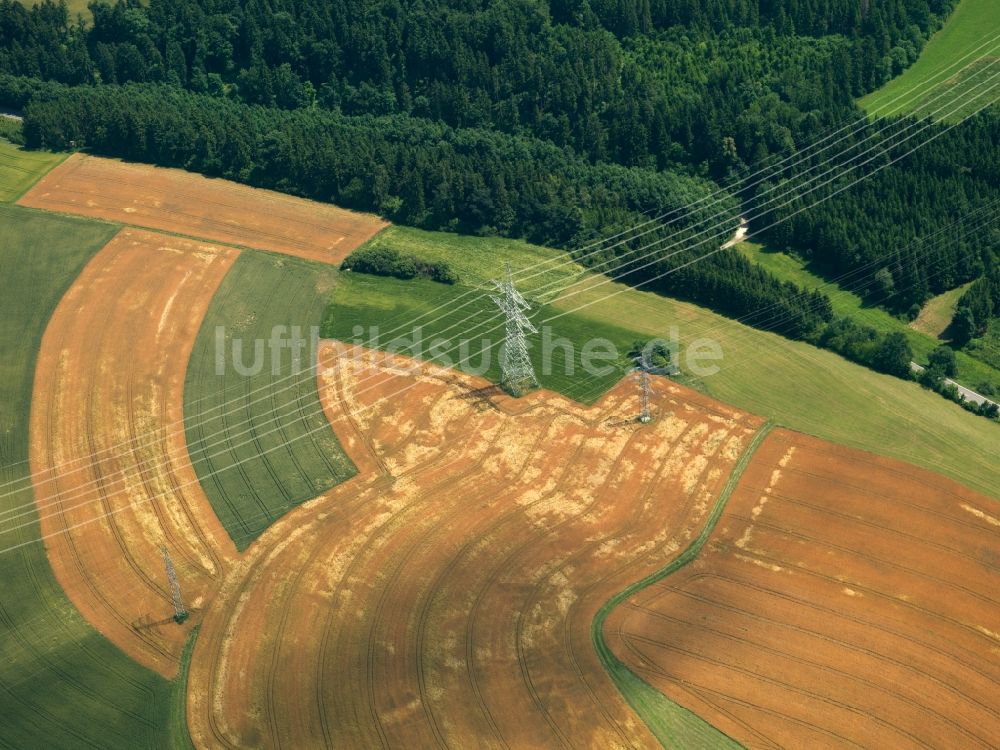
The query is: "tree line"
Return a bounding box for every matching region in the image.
[0,0,955,175]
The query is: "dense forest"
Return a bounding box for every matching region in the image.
[1,0,998,415]
[954,252,1000,345]
[0,0,958,171]
[761,114,1000,312]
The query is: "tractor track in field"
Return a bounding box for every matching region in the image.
[534,417,755,747]
[409,420,563,748]
[608,429,1000,747]
[451,421,596,748]
[622,596,1000,740]
[46,290,175,665]
[149,376,226,577]
[29,229,239,676]
[396,392,628,746]
[624,578,1000,722]
[621,599,990,747]
[687,569,1000,693]
[732,538,1000,658]
[730,501,1000,604]
[188,348,771,747]
[619,635,871,748]
[353,420,512,747]
[510,426,654,749]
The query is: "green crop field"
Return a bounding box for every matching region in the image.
[859,0,1000,121]
[342,228,1000,499]
[322,272,640,404]
[736,241,1000,394]
[184,251,357,551]
[0,204,188,749]
[0,136,66,203]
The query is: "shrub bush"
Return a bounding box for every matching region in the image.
[341,246,457,284]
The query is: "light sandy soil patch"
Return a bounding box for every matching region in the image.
[18,153,388,264]
[29,228,240,677]
[608,428,1000,749]
[187,344,762,748]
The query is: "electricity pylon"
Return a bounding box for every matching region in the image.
[161,545,188,624]
[634,353,652,424]
[490,263,538,396]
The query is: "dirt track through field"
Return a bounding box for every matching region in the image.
[29,228,240,677]
[607,428,1000,749]
[18,154,388,265]
[187,344,762,748]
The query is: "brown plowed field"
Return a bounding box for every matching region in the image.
[18,154,388,265]
[29,228,240,678]
[187,344,763,748]
[607,428,1000,749]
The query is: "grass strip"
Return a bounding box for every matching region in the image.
[591,421,775,748]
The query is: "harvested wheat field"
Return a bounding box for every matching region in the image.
[186,344,765,748]
[29,228,240,677]
[18,153,388,264]
[607,428,1000,749]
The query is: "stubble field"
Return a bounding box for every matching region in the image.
[29,228,241,677]
[607,428,1000,748]
[186,344,764,748]
[18,153,388,264]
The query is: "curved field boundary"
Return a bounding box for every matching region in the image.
[183,251,357,549]
[608,428,1000,747]
[29,228,241,677]
[593,422,773,749]
[18,153,388,264]
[0,205,184,749]
[187,344,762,748]
[0,138,67,203]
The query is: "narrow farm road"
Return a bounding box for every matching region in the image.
[910,361,998,407]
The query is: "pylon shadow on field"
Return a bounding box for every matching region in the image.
[132,613,192,631]
[452,383,505,412]
[604,406,668,430]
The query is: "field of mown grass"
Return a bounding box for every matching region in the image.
[859,0,1000,121]
[184,251,357,550]
[0,204,188,748]
[0,136,66,203]
[736,241,1000,393]
[911,281,974,338]
[343,228,999,499]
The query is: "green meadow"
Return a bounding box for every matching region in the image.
[322,271,641,405]
[859,0,1000,121]
[736,241,1000,394]
[0,135,66,203]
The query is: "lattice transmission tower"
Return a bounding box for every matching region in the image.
[161,545,188,624]
[490,263,538,396]
[634,353,653,424]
